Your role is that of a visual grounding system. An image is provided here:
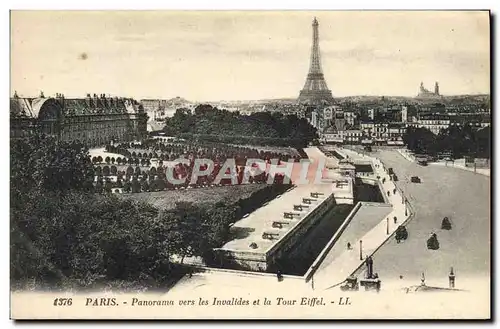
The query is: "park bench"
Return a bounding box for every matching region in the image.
[293,204,308,211]
[283,212,301,219]
[262,232,280,240]
[302,198,314,204]
[310,192,324,198]
[272,221,290,229]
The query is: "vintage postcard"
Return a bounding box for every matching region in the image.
[10,10,491,320]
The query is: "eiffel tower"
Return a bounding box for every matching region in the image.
[298,17,334,105]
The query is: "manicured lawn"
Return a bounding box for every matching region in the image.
[120,184,268,209]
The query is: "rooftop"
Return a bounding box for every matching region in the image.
[10,94,143,118]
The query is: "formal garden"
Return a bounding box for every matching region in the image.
[91,138,306,194]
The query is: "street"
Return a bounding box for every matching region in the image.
[365,148,490,288]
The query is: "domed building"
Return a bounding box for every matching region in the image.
[10,92,148,146]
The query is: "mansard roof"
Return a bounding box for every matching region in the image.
[11,94,143,118]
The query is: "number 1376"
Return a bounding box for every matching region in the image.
[53,298,72,306]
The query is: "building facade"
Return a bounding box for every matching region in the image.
[416,114,450,135]
[10,92,148,146]
[359,122,406,145]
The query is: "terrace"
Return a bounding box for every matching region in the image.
[216,183,336,271]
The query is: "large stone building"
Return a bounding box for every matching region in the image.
[412,113,451,135]
[10,92,148,146]
[417,81,442,99]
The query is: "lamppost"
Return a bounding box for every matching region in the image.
[449,267,455,289]
[310,265,316,290]
[386,217,389,235]
[359,240,363,260]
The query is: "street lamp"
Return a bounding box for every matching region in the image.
[386,217,389,235]
[359,240,363,260]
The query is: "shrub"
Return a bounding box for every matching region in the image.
[103,166,110,176]
[427,233,440,250]
[441,217,452,230]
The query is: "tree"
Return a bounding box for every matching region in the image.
[97,156,103,163]
[116,157,122,165]
[141,180,150,192]
[427,233,440,250]
[105,156,111,164]
[111,157,115,164]
[403,126,437,155]
[110,166,118,175]
[94,166,102,176]
[126,166,134,176]
[131,179,141,193]
[104,179,113,193]
[441,217,452,230]
[10,134,94,197]
[103,166,110,176]
[123,181,131,193]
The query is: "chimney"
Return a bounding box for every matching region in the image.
[101,93,107,106]
[13,91,18,98]
[56,92,65,107]
[40,91,45,98]
[86,93,92,107]
[93,93,99,107]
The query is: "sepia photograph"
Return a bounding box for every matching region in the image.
[9,9,491,320]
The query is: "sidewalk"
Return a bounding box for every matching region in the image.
[430,161,490,177]
[396,149,490,177]
[396,149,415,162]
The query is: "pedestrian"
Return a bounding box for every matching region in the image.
[277,270,283,282]
[347,242,351,250]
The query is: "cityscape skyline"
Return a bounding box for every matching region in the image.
[11,11,490,102]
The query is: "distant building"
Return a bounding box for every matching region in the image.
[402,106,408,123]
[416,113,450,135]
[310,105,342,132]
[344,110,357,126]
[322,124,362,145]
[368,108,377,121]
[449,113,491,129]
[11,92,148,145]
[140,97,194,121]
[360,121,406,145]
[416,81,442,99]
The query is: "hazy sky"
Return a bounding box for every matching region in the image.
[11,11,490,101]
